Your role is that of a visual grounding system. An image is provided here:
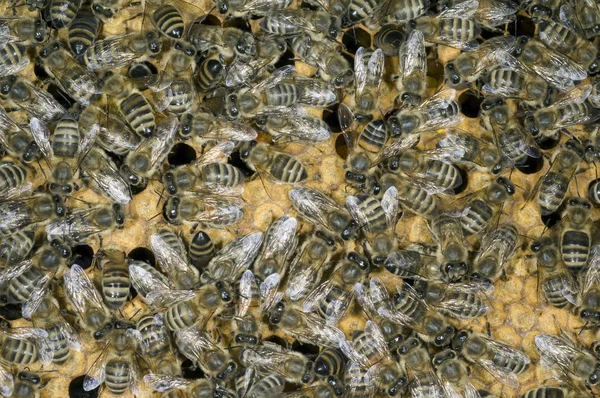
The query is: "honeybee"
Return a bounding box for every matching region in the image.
[189,23,255,60]
[235,368,286,397]
[239,141,308,183]
[432,349,481,398]
[144,0,205,39]
[178,112,257,144]
[353,47,384,122]
[0,227,35,264]
[0,192,65,237]
[83,31,162,71]
[83,320,142,395]
[232,270,270,347]
[289,33,353,88]
[396,30,426,105]
[289,186,360,241]
[253,216,298,281]
[120,117,178,188]
[189,230,215,271]
[260,9,341,41]
[414,279,490,319]
[413,2,481,50]
[379,282,456,347]
[136,313,179,375]
[175,326,238,382]
[150,229,200,290]
[438,0,518,26]
[535,333,600,394]
[0,163,29,200]
[383,247,434,280]
[0,325,52,367]
[200,231,263,285]
[558,0,600,40]
[63,263,111,333]
[45,203,125,244]
[0,42,29,78]
[533,237,579,309]
[453,330,530,390]
[554,197,594,272]
[0,76,66,122]
[346,186,399,266]
[482,65,557,108]
[258,107,332,143]
[80,147,132,204]
[39,41,100,106]
[144,373,237,397]
[437,129,501,173]
[397,337,444,398]
[472,223,519,283]
[241,341,313,384]
[216,0,292,18]
[128,260,178,308]
[9,371,50,398]
[163,193,244,231]
[388,89,463,137]
[508,36,588,92]
[0,17,48,46]
[531,139,584,216]
[68,1,101,57]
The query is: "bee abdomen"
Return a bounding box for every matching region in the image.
[439,18,479,43]
[68,4,100,56]
[426,160,461,190]
[1,337,38,364]
[120,93,156,138]
[561,230,590,270]
[164,79,193,114]
[53,118,80,158]
[356,195,387,232]
[267,83,300,106]
[102,263,130,310]
[47,0,81,28]
[0,43,26,70]
[153,4,185,39]
[358,119,388,153]
[537,172,568,215]
[201,163,244,187]
[137,315,171,356]
[0,229,35,263]
[270,154,307,183]
[46,325,70,364]
[461,200,492,235]
[492,353,529,374]
[0,163,27,196]
[165,302,196,330]
[196,58,224,93]
[7,267,43,304]
[189,230,215,270]
[542,276,574,309]
[105,360,130,395]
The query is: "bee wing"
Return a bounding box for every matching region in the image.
[367,49,384,88]
[550,83,592,107]
[0,259,33,283]
[21,81,66,122]
[302,281,352,325]
[128,352,143,395]
[5,327,47,340]
[149,232,197,283]
[85,161,132,205]
[289,187,345,230]
[0,181,32,201]
[295,311,345,347]
[45,208,104,242]
[22,272,54,320]
[529,45,587,91]
[143,374,190,392]
[474,358,520,390]
[338,103,358,151]
[260,273,282,314]
[0,106,20,132]
[492,122,541,162]
[583,245,600,293]
[399,30,426,82]
[128,261,172,299]
[78,123,100,163]
[272,116,331,142]
[255,216,298,275]
[441,380,464,398]
[340,338,371,368]
[148,117,179,168]
[475,0,518,26]
[206,232,263,282]
[346,195,371,229]
[64,264,107,319]
[176,327,219,359]
[354,47,368,96]
[85,35,140,71]
[373,134,420,165]
[293,78,337,107]
[190,197,244,226]
[365,320,391,359]
[194,141,235,167]
[237,270,259,317]
[0,366,13,397]
[481,69,523,98]
[252,65,295,93]
[145,289,195,308]
[535,334,582,378]
[438,0,479,18]
[209,120,258,141]
[345,361,376,398]
[0,55,29,78]
[29,117,53,159]
[381,186,399,227]
[84,347,108,392]
[354,282,381,319]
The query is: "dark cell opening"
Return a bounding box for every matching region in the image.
[516,155,544,174]
[323,104,342,133]
[228,151,255,177]
[128,247,156,267]
[71,245,95,270]
[265,335,289,347]
[335,133,348,159]
[507,15,536,37]
[342,27,372,54]
[47,83,76,110]
[541,211,562,228]
[274,48,296,70]
[130,179,149,195]
[181,359,206,379]
[452,167,469,195]
[223,17,252,32]
[34,61,49,80]
[291,340,320,356]
[535,132,561,150]
[196,14,221,26]
[69,375,99,398]
[168,143,197,166]
[480,26,505,40]
[458,90,483,118]
[0,303,23,321]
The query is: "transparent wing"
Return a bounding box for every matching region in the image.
[373,134,420,165]
[438,0,479,18]
[255,216,298,276]
[143,374,190,392]
[338,103,358,151]
[289,187,345,230]
[84,348,107,391]
[0,366,13,397]
[85,161,132,204]
[19,81,66,122]
[476,0,518,26]
[205,232,263,282]
[0,259,33,284]
[149,232,197,284]
[270,115,331,142]
[22,272,54,319]
[475,358,520,390]
[381,186,399,227]
[345,361,376,398]
[252,65,295,93]
[208,120,258,141]
[29,117,53,159]
[85,35,142,71]
[260,273,284,315]
[238,270,259,317]
[194,141,235,167]
[399,30,426,82]
[301,281,352,325]
[290,311,345,347]
[64,264,107,318]
[128,261,173,300]
[367,49,384,89]
[346,195,370,229]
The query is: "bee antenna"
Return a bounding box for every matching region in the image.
[148,212,162,221]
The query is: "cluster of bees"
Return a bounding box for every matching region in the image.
[3,0,600,396]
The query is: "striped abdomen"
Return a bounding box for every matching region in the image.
[537,172,568,215]
[68,3,100,56]
[48,0,81,28]
[355,194,387,232]
[0,163,27,197]
[358,119,388,153]
[120,93,155,138]
[461,200,493,235]
[342,0,378,26]
[101,261,130,310]
[0,229,35,263]
[266,83,300,106]
[189,231,215,270]
[385,0,428,23]
[196,58,224,93]
[439,18,480,43]
[542,275,574,309]
[164,79,193,114]
[397,183,438,218]
[201,163,244,187]
[492,352,529,374]
[153,4,185,39]
[105,360,130,395]
[425,159,461,191]
[0,43,26,74]
[137,315,171,357]
[538,20,578,54]
[487,68,524,95]
[497,126,529,165]
[46,324,71,364]
[269,154,307,183]
[561,229,590,271]
[164,301,197,331]
[1,337,38,365]
[440,290,487,319]
[7,266,43,304]
[52,117,80,158]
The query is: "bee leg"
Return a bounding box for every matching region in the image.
[189,222,201,235]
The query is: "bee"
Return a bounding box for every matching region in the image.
[0,228,35,264]
[383,246,434,280]
[262,275,345,347]
[0,163,29,200]
[482,66,556,108]
[346,186,399,266]
[188,23,255,60]
[520,387,570,398]
[289,186,359,241]
[128,260,177,308]
[524,86,600,139]
[396,30,426,105]
[432,349,481,398]
[201,232,263,284]
[163,193,244,231]
[353,47,384,122]
[0,192,65,237]
[438,0,518,25]
[95,249,131,311]
[456,176,515,236]
[253,216,298,281]
[83,320,142,395]
[532,139,584,216]
[0,325,52,367]
[44,0,82,28]
[559,0,600,40]
[374,24,407,57]
[535,333,600,394]
[452,330,530,390]
[437,129,501,173]
[144,0,205,39]
[162,141,244,196]
[83,31,162,71]
[232,270,269,347]
[382,282,456,347]
[28,295,81,365]
[509,36,588,92]
[555,198,594,272]
[0,76,65,122]
[241,341,313,384]
[178,112,257,144]
[260,10,341,41]
[397,337,444,398]
[216,0,292,18]
[136,313,179,375]
[480,97,542,169]
[388,89,463,137]
[68,1,101,56]
[533,237,579,309]
[258,107,333,143]
[289,33,353,88]
[0,42,29,78]
[175,326,238,382]
[80,147,132,204]
[120,117,178,188]
[239,141,308,184]
[10,371,49,398]
[188,230,215,271]
[0,17,48,45]
[381,0,430,24]
[314,348,345,378]
[472,223,519,283]
[413,279,489,320]
[413,5,481,50]
[144,373,237,397]
[39,41,100,106]
[150,228,200,289]
[235,368,286,397]
[0,239,70,313]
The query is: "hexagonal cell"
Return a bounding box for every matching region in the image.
[168,143,197,166]
[458,90,483,118]
[507,15,536,37]
[222,17,252,31]
[342,27,372,55]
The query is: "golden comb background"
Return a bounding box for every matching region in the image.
[0,1,594,397]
